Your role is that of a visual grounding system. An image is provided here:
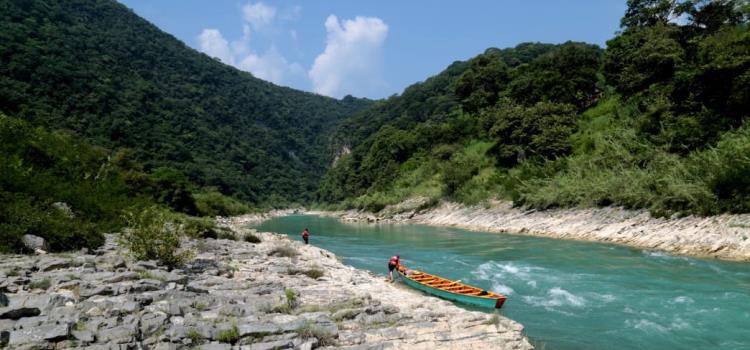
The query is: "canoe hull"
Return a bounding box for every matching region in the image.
[398,268,506,309]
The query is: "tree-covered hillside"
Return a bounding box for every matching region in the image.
[0,0,370,205]
[320,0,750,216]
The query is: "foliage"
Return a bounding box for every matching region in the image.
[481,101,578,166]
[181,216,219,239]
[120,206,193,268]
[193,190,253,217]
[297,321,337,347]
[285,288,299,309]
[216,320,239,344]
[287,267,325,279]
[28,278,51,290]
[506,42,603,109]
[319,5,750,217]
[243,232,261,243]
[0,0,370,205]
[0,114,150,253]
[268,245,299,258]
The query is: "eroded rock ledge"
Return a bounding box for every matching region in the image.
[312,199,750,262]
[0,226,531,349]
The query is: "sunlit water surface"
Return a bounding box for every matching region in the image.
[253,215,750,349]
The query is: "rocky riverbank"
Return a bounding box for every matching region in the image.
[0,223,532,349]
[311,198,750,262]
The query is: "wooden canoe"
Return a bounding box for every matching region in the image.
[397,265,507,309]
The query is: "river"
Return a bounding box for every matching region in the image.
[253,215,750,350]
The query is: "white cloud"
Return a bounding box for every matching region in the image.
[309,15,389,98]
[238,46,305,85]
[198,29,235,65]
[196,3,306,87]
[242,2,276,30]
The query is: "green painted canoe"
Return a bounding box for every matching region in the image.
[397,265,507,309]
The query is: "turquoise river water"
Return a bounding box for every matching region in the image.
[253,215,750,350]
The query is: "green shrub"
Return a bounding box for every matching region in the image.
[181,216,219,239]
[28,278,51,290]
[244,233,261,243]
[287,268,324,279]
[268,245,299,258]
[193,191,253,217]
[285,288,298,309]
[297,321,336,347]
[216,321,239,344]
[120,206,193,268]
[216,228,237,241]
[185,328,204,344]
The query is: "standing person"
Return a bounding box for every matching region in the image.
[388,255,400,282]
[301,228,310,244]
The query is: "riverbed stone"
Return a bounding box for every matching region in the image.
[103,272,140,284]
[0,295,48,319]
[0,223,532,350]
[38,257,71,272]
[8,322,69,346]
[21,234,48,252]
[72,329,95,343]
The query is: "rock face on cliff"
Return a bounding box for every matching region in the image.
[0,227,532,349]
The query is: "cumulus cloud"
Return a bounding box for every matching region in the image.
[238,46,305,84]
[309,15,389,98]
[198,29,235,65]
[196,2,305,87]
[241,2,276,30]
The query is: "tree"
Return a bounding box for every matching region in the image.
[507,42,602,109]
[455,51,511,112]
[481,101,577,166]
[621,0,683,28]
[603,25,685,96]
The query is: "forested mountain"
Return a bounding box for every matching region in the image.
[0,0,370,205]
[320,0,750,216]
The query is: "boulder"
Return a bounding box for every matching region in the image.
[0,292,7,307]
[21,234,48,253]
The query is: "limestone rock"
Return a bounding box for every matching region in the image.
[21,234,48,253]
[0,295,48,319]
[38,257,72,272]
[8,322,69,346]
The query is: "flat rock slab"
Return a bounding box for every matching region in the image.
[9,323,69,346]
[37,258,71,272]
[0,295,48,319]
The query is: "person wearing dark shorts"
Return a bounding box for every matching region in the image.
[302,228,310,244]
[388,255,400,282]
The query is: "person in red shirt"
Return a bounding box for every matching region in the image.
[301,228,310,244]
[388,255,400,282]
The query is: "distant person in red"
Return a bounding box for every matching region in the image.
[301,228,310,244]
[388,255,400,282]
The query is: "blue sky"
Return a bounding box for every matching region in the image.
[118,1,627,99]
